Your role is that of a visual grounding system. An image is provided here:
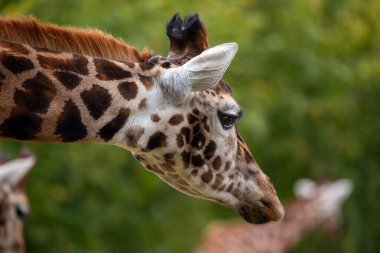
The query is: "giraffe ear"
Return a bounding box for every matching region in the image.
[293,178,317,199]
[0,155,35,186]
[161,43,238,104]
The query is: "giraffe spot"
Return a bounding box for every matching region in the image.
[212,174,224,189]
[164,152,176,166]
[180,127,191,144]
[0,41,29,55]
[212,156,221,171]
[231,188,240,197]
[94,58,132,80]
[151,114,160,122]
[224,161,232,171]
[168,114,184,125]
[226,183,234,193]
[0,71,4,88]
[138,98,147,110]
[193,124,201,134]
[204,141,216,159]
[0,52,34,74]
[248,169,259,176]
[191,132,206,149]
[164,152,174,160]
[244,148,255,163]
[204,122,210,132]
[176,133,184,148]
[191,154,205,167]
[14,72,57,114]
[201,170,213,183]
[160,62,171,68]
[242,170,249,180]
[162,162,175,172]
[139,62,155,71]
[146,164,162,174]
[138,74,153,90]
[181,151,191,168]
[0,109,42,140]
[38,54,88,75]
[133,154,144,162]
[118,81,138,101]
[146,131,167,150]
[192,109,199,115]
[125,127,144,147]
[124,62,135,68]
[218,184,227,191]
[187,113,198,124]
[54,100,87,142]
[54,71,82,90]
[98,108,131,141]
[80,84,112,120]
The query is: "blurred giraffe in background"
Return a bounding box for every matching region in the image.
[196,179,353,253]
[0,149,35,253]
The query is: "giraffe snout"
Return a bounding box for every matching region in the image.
[237,198,284,224]
[260,198,285,222]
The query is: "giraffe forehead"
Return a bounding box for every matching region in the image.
[196,87,239,112]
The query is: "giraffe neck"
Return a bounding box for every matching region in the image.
[0,40,159,145]
[274,200,321,250]
[197,199,324,253]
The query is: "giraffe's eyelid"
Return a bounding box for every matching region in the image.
[221,108,243,120]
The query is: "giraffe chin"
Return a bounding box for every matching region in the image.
[237,200,278,224]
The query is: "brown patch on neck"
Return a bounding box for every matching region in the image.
[0,16,152,62]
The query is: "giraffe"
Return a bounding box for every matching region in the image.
[196,178,353,253]
[0,14,284,224]
[0,149,35,253]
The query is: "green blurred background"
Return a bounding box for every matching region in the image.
[1,0,379,252]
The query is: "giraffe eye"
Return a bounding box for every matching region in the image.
[218,111,239,130]
[15,204,29,219]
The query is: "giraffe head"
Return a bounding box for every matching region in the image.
[0,149,34,252]
[294,178,353,233]
[0,15,283,224]
[124,14,284,223]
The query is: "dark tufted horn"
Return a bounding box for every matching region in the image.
[166,13,210,65]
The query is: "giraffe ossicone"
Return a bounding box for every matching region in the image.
[0,14,284,224]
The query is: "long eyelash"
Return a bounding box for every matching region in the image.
[238,109,244,119]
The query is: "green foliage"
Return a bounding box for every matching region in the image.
[1,0,380,252]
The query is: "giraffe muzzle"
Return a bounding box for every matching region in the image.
[237,199,284,224]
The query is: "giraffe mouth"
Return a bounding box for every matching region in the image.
[237,199,284,224]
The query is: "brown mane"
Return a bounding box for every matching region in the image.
[0,16,152,62]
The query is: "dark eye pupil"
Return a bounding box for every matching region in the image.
[15,204,28,219]
[223,116,235,126]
